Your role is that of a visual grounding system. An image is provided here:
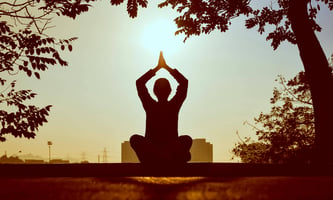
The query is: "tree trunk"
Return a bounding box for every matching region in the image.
[289,0,333,164]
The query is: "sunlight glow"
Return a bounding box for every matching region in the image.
[141,19,183,57]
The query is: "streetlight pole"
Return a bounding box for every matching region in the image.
[47,141,52,163]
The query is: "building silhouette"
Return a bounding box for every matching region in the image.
[190,138,213,162]
[121,138,213,163]
[121,141,139,163]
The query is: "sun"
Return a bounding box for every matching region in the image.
[141,19,183,57]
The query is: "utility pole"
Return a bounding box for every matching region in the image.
[47,141,52,163]
[102,148,107,163]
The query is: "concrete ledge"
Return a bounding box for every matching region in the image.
[1,163,333,177]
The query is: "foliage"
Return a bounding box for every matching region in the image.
[172,0,332,47]
[0,81,52,141]
[233,62,333,164]
[0,154,24,163]
[232,131,271,163]
[110,0,148,18]
[0,0,95,141]
[159,0,253,42]
[113,0,332,46]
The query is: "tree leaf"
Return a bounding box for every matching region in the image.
[27,70,32,77]
[127,0,138,18]
[34,72,40,79]
[111,0,125,6]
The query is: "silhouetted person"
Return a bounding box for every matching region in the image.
[130,52,192,164]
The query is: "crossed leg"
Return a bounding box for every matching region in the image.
[130,134,192,164]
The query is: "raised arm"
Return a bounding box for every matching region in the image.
[166,66,188,104]
[136,65,161,107]
[158,52,188,103]
[166,66,188,86]
[136,66,159,87]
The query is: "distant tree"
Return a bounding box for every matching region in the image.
[232,72,314,164]
[112,0,333,163]
[0,0,95,141]
[233,60,333,163]
[0,154,24,163]
[232,131,271,163]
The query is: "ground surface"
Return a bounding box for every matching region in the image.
[1,177,333,200]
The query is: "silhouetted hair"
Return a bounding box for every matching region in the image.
[154,78,171,100]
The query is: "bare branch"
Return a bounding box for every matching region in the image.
[243,120,262,131]
[0,0,34,7]
[25,6,42,34]
[40,18,55,33]
[235,130,246,144]
[278,75,312,105]
[1,11,54,20]
[0,5,27,14]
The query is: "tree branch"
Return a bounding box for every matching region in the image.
[0,0,34,7]
[278,75,312,105]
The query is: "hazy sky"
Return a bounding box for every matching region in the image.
[2,0,333,162]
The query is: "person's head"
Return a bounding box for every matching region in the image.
[153,78,171,101]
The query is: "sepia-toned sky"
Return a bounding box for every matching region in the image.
[2,0,333,162]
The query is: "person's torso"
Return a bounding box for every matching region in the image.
[145,101,180,143]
